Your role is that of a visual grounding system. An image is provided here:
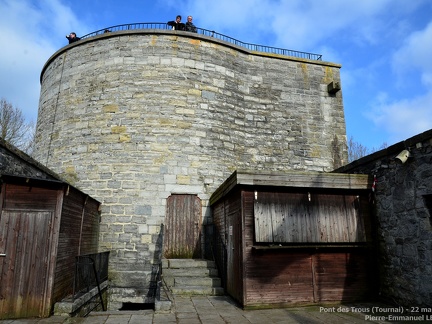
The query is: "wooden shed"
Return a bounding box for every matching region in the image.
[210,170,378,308]
[0,140,102,319]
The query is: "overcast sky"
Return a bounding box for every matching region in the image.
[1,0,431,150]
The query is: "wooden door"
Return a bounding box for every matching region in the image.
[0,211,53,319]
[164,194,202,258]
[226,211,242,302]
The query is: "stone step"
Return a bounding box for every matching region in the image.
[163,258,216,269]
[175,276,221,287]
[163,267,219,277]
[171,286,225,296]
[163,273,221,288]
[162,258,224,297]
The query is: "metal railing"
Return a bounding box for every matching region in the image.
[73,251,110,313]
[80,23,322,61]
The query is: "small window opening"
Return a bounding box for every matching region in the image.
[423,194,432,228]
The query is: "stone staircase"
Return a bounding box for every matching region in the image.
[162,259,224,296]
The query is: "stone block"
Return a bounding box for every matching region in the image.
[141,234,152,244]
[135,205,152,215]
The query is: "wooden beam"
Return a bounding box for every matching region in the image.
[210,170,372,205]
[236,170,372,189]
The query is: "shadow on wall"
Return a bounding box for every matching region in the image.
[146,224,164,301]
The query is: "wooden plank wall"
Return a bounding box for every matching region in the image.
[313,251,375,302]
[79,195,101,254]
[243,191,314,305]
[254,191,368,243]
[245,250,315,305]
[211,189,243,303]
[244,250,376,306]
[52,188,100,303]
[211,197,227,288]
[53,188,85,301]
[242,190,376,307]
[0,182,101,317]
[2,184,58,210]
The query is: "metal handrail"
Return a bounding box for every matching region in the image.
[76,256,105,312]
[79,23,322,61]
[73,251,109,314]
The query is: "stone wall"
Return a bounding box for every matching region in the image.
[33,30,347,308]
[335,129,432,307]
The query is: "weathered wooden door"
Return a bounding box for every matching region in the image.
[226,210,242,302]
[164,194,202,258]
[0,211,53,319]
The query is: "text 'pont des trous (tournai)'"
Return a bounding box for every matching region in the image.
[319,306,432,322]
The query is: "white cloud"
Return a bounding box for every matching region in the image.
[270,0,394,49]
[365,19,432,143]
[179,0,416,49]
[392,21,432,87]
[369,91,432,143]
[0,0,88,121]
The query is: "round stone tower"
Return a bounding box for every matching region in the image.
[34,28,347,307]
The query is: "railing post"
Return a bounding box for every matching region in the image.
[89,256,105,311]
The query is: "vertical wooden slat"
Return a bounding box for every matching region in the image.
[0,211,17,317]
[0,207,7,315]
[254,194,272,242]
[304,194,314,241]
[311,254,317,302]
[16,211,29,317]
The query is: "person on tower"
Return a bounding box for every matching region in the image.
[167,15,185,31]
[185,16,197,33]
[66,32,80,44]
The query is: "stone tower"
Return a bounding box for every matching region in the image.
[34,28,347,308]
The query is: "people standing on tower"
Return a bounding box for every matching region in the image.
[185,16,197,33]
[66,32,80,43]
[167,15,185,31]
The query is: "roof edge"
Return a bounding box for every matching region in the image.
[210,170,372,205]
